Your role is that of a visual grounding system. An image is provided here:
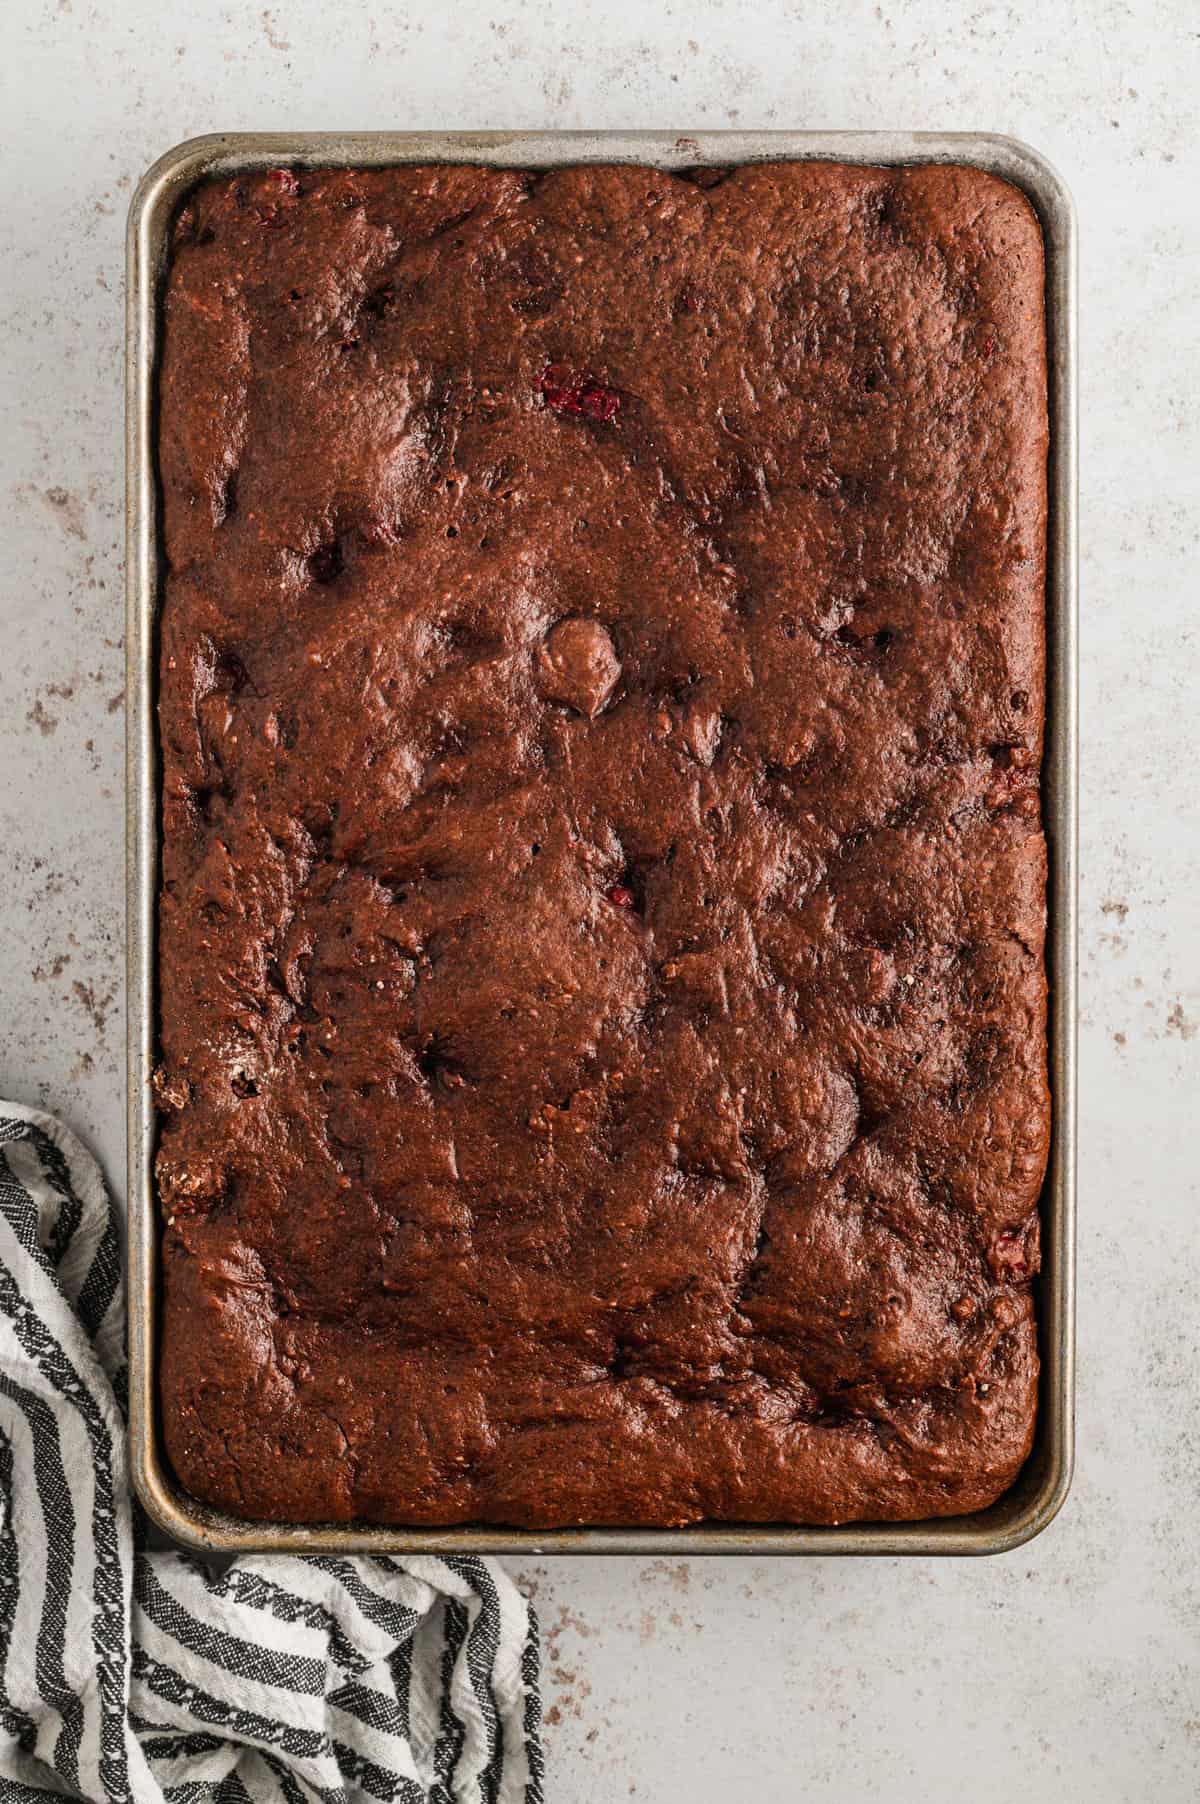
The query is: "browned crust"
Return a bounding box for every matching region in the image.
[155,161,1048,1527]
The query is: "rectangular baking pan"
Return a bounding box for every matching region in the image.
[127,131,1076,1555]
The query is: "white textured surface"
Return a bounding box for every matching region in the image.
[2,2,1197,1797]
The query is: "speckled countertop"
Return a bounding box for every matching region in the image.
[3,1,1197,1798]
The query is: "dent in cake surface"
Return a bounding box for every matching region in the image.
[156,161,1049,1526]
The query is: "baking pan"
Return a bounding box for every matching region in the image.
[126,131,1076,1555]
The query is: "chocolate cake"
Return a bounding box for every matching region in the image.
[155,159,1050,1526]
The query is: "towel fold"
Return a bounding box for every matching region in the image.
[0,1102,543,1803]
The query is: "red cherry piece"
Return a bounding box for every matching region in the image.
[606,883,635,909]
[539,363,621,424]
[267,169,300,194]
[990,1227,1037,1281]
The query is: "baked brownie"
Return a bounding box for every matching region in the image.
[155,160,1049,1526]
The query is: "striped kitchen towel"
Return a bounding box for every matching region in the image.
[0,1103,543,1803]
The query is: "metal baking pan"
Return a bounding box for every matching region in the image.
[126,131,1076,1555]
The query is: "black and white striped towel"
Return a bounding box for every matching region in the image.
[0,1103,543,1803]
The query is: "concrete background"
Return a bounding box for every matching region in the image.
[3,1,1197,1797]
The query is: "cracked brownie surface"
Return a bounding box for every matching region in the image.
[155,160,1049,1526]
